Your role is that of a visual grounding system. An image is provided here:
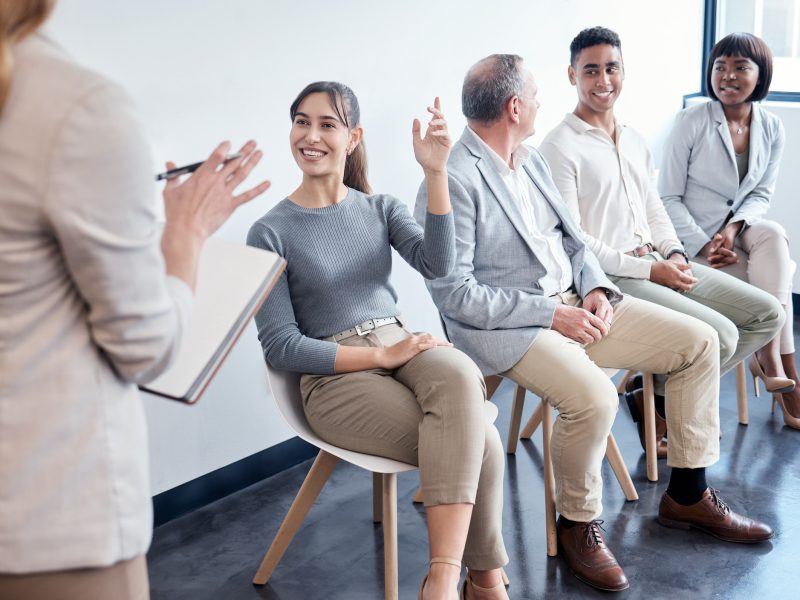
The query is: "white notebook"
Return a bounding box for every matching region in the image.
[141,237,285,403]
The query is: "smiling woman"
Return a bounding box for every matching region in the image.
[246,81,511,598]
[660,32,800,430]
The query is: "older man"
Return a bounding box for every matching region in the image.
[415,54,773,593]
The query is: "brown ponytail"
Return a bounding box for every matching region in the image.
[344,138,371,195]
[0,0,54,113]
[289,81,372,195]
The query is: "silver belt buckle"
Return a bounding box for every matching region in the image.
[355,319,373,336]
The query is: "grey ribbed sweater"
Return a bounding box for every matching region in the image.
[246,187,455,374]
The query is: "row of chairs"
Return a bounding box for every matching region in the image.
[254,365,641,599]
[254,357,748,599]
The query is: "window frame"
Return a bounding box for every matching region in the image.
[703,0,800,101]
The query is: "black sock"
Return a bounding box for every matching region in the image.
[558,515,578,528]
[667,467,707,505]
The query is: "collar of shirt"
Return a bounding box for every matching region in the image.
[465,126,531,174]
[563,112,625,143]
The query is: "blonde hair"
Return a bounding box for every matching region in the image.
[0,0,55,112]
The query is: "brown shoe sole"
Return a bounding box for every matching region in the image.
[657,515,774,544]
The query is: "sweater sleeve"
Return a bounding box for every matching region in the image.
[384,195,455,279]
[246,222,340,375]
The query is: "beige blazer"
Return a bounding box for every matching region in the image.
[0,33,191,573]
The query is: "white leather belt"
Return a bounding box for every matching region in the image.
[326,316,401,342]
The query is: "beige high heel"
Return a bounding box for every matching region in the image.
[748,356,795,396]
[419,556,462,600]
[460,570,507,599]
[772,393,800,430]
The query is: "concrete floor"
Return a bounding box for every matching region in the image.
[148,329,800,599]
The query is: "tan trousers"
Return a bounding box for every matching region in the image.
[0,555,148,600]
[611,253,784,394]
[695,220,796,354]
[300,324,508,570]
[502,293,720,522]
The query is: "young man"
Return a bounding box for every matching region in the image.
[539,27,785,455]
[415,52,773,594]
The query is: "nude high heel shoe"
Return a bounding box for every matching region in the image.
[419,556,461,600]
[772,393,800,430]
[460,570,507,599]
[748,356,795,396]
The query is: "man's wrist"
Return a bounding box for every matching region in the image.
[666,248,690,264]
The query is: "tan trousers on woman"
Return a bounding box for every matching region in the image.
[300,324,508,570]
[502,293,720,522]
[695,219,796,354]
[0,555,148,600]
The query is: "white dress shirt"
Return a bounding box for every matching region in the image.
[0,33,192,573]
[466,127,572,295]
[540,113,683,279]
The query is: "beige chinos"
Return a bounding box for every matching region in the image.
[610,253,784,395]
[695,220,796,354]
[502,293,720,522]
[300,324,508,570]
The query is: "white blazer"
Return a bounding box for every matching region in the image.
[658,100,785,257]
[0,33,191,573]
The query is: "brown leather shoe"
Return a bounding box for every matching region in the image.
[658,488,774,543]
[556,517,629,591]
[624,388,668,459]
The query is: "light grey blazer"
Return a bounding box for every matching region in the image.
[659,100,785,257]
[414,128,621,376]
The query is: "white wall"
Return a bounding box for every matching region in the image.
[44,0,706,494]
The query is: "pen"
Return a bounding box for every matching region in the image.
[155,153,243,181]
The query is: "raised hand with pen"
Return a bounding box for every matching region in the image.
[160,140,271,290]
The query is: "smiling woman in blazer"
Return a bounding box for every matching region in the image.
[659,32,799,430]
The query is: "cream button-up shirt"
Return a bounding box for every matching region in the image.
[466,127,572,295]
[540,113,683,279]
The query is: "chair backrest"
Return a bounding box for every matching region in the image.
[265,363,417,474]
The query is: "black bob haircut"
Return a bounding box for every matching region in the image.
[707,32,773,102]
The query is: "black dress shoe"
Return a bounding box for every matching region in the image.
[624,388,668,459]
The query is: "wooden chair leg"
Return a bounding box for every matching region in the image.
[642,373,658,482]
[736,361,748,425]
[520,400,543,439]
[373,472,383,523]
[412,486,424,504]
[382,473,399,600]
[605,433,638,501]
[253,450,339,585]
[541,400,557,557]
[506,384,527,454]
[484,374,503,401]
[616,369,635,394]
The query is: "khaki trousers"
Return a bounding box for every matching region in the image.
[0,555,148,600]
[695,220,796,354]
[300,324,508,570]
[502,293,720,522]
[611,253,784,393]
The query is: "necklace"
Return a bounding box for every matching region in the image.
[736,125,747,135]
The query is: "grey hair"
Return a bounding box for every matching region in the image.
[461,54,526,123]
